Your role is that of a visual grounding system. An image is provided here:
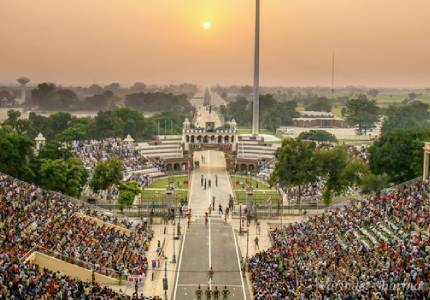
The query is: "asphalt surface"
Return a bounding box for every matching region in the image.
[173,151,249,300]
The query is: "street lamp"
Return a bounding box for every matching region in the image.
[239,204,242,234]
[134,281,138,299]
[246,229,249,259]
[172,229,176,264]
[163,262,168,300]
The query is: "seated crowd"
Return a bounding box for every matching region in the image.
[1,253,129,299]
[249,181,429,299]
[72,139,152,172]
[0,174,155,298]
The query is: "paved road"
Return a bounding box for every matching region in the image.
[173,150,249,300]
[194,104,222,129]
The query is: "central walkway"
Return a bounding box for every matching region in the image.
[173,150,249,300]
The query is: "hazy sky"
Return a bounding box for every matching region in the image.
[1,0,429,87]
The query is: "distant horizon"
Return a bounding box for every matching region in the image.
[1,80,429,90]
[1,1,429,88]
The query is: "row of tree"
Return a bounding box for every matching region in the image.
[0,125,88,197]
[0,107,191,198]
[4,108,190,142]
[27,83,195,113]
[220,94,299,132]
[270,138,385,206]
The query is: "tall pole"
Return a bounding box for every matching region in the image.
[331,51,335,100]
[252,0,260,136]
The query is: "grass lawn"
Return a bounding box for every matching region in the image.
[141,175,189,202]
[141,189,188,203]
[230,175,270,190]
[148,175,189,189]
[234,189,282,204]
[230,175,282,204]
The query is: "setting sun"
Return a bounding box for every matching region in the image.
[203,21,211,30]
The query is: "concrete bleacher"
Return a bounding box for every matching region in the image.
[26,251,119,285]
[237,142,279,159]
[336,219,411,251]
[137,138,184,159]
[127,167,164,177]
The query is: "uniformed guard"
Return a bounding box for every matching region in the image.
[205,286,212,300]
[213,286,220,300]
[222,286,230,300]
[195,284,203,300]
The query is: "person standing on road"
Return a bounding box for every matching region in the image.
[222,286,230,300]
[256,220,261,235]
[204,180,207,190]
[254,236,259,250]
[215,175,218,187]
[201,175,204,186]
[208,266,214,281]
[228,196,234,212]
[218,204,223,215]
[212,196,215,209]
[213,286,220,300]
[195,284,203,299]
[208,179,211,188]
[205,286,212,300]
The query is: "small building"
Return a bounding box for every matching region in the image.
[293,111,347,128]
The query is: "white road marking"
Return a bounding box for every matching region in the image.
[232,226,247,300]
[173,220,188,300]
[207,150,213,290]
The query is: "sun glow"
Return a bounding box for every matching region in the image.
[203,21,211,30]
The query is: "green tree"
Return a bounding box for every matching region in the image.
[360,173,389,196]
[2,110,32,135]
[270,138,319,205]
[30,83,79,110]
[37,158,88,197]
[152,111,187,136]
[87,111,125,139]
[0,126,35,181]
[65,157,89,197]
[305,97,332,112]
[36,157,88,197]
[125,92,193,114]
[298,130,337,143]
[342,95,379,134]
[223,96,252,126]
[38,140,74,160]
[38,159,68,193]
[3,110,21,130]
[367,89,379,98]
[56,123,89,141]
[90,158,123,192]
[369,128,430,183]
[381,101,429,135]
[118,181,141,211]
[316,146,367,206]
[81,91,119,111]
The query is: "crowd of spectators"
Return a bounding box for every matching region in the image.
[0,173,155,298]
[0,253,130,299]
[249,180,429,299]
[72,139,151,173]
[351,145,369,164]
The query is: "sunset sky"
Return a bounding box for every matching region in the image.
[1,0,429,87]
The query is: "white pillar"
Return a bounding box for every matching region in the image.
[423,152,429,180]
[252,0,260,136]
